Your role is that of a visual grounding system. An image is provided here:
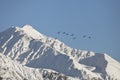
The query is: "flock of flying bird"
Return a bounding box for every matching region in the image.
[56,31,92,40]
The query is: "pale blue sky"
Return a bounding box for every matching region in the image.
[0,0,120,61]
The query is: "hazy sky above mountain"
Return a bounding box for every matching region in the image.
[0,0,120,61]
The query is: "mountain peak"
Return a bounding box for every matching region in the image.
[22,25,33,30]
[21,25,45,39]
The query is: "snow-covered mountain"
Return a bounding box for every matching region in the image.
[0,25,120,80]
[0,53,77,80]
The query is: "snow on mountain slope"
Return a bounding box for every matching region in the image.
[104,54,120,79]
[0,25,120,80]
[0,53,43,80]
[0,53,78,80]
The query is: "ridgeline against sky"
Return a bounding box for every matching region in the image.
[0,0,120,61]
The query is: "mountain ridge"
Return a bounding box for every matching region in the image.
[0,25,120,80]
[0,53,77,80]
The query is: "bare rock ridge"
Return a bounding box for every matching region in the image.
[0,25,120,80]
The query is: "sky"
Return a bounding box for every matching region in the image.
[0,0,120,62]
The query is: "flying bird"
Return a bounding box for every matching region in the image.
[66,33,69,35]
[72,37,76,40]
[83,35,86,38]
[88,36,91,39]
[57,32,60,34]
[70,34,74,36]
[63,32,66,34]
